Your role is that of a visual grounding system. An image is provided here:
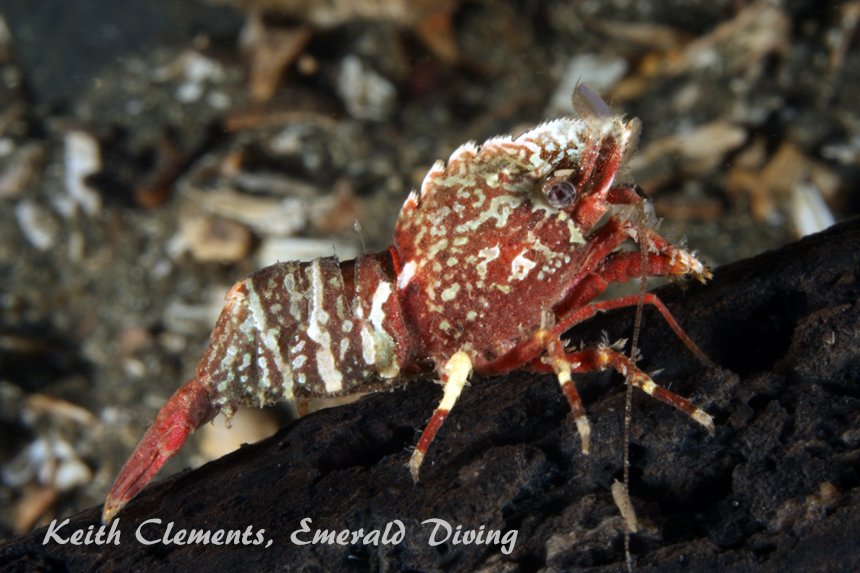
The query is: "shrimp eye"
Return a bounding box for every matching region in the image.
[545,180,577,209]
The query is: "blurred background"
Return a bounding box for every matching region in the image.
[0,0,858,537]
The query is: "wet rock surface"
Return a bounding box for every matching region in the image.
[2,218,858,572]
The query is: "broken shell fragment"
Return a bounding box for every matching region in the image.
[337,55,397,121]
[63,130,102,217]
[178,208,254,263]
[14,200,59,251]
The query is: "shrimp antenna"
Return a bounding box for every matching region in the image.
[354,219,367,253]
[622,199,650,572]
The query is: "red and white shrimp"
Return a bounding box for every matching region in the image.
[102,85,714,525]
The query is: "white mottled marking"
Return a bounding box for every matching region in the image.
[370,282,391,330]
[403,190,419,210]
[360,326,375,365]
[284,273,303,320]
[441,283,460,302]
[448,141,478,163]
[246,282,292,399]
[476,246,500,279]
[511,252,537,280]
[566,218,585,244]
[306,260,343,393]
[420,161,446,198]
[398,260,417,290]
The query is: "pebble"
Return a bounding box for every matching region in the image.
[196,408,280,462]
[178,209,254,263]
[63,130,102,217]
[2,437,92,492]
[337,55,397,121]
[791,183,835,237]
[187,187,308,237]
[256,237,360,268]
[14,199,59,251]
[0,142,44,198]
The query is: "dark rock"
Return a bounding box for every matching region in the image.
[2,218,860,572]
